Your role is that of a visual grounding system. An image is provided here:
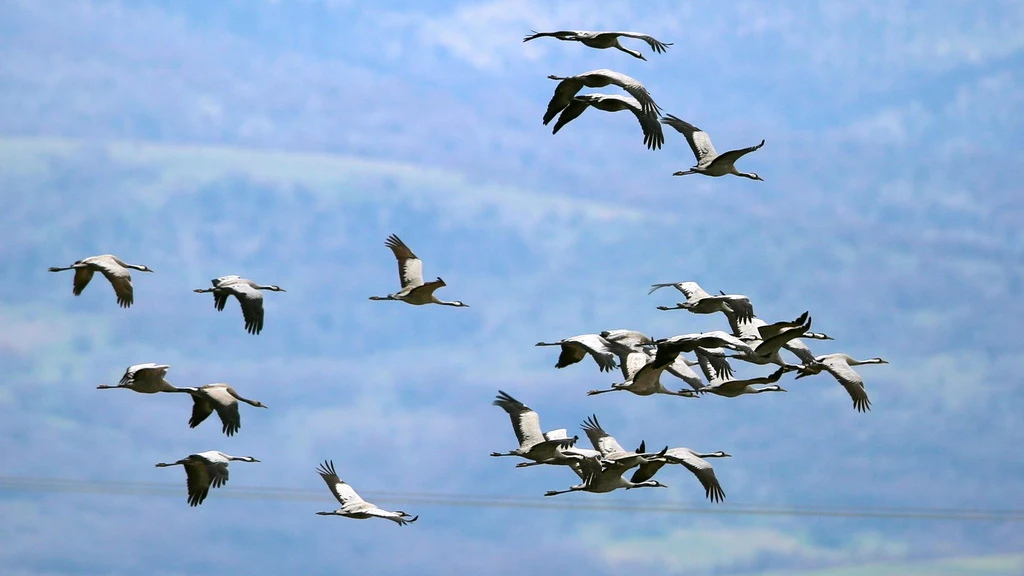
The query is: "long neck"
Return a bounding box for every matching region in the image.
[848,357,883,366]
[735,171,759,180]
[614,43,642,59]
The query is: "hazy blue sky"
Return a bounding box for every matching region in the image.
[2,1,1023,575]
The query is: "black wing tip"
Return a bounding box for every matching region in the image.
[317,459,338,478]
[493,390,514,403]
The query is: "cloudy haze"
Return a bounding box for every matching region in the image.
[2,1,1023,574]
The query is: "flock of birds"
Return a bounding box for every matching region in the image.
[44,29,887,525]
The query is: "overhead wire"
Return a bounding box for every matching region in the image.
[1,475,1022,521]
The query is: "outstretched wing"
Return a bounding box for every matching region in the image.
[648,281,711,301]
[202,386,243,436]
[628,104,665,150]
[317,460,366,507]
[620,351,651,382]
[182,460,213,507]
[695,348,734,383]
[385,234,424,290]
[661,114,717,165]
[91,258,135,308]
[580,415,627,455]
[719,296,755,324]
[72,267,95,296]
[581,69,660,116]
[710,139,766,169]
[612,31,673,53]
[629,459,668,484]
[551,97,592,135]
[564,334,617,372]
[668,451,726,503]
[543,78,585,125]
[188,393,216,430]
[757,311,809,341]
[820,357,872,412]
[493,390,545,449]
[363,506,418,526]
[226,283,266,335]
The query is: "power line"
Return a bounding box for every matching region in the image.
[1,476,1022,521]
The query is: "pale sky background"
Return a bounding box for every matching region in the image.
[2,1,1024,575]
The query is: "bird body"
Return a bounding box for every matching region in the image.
[544,455,666,496]
[491,391,579,465]
[695,352,791,397]
[796,354,888,412]
[178,383,268,437]
[587,350,698,398]
[629,447,730,502]
[535,334,618,372]
[49,254,153,308]
[155,451,260,507]
[551,93,664,150]
[650,281,754,322]
[97,363,180,394]
[599,329,655,351]
[369,234,468,307]
[661,114,764,180]
[524,30,672,60]
[579,415,664,470]
[315,460,418,525]
[655,331,756,358]
[726,314,814,369]
[544,69,661,124]
[193,276,285,335]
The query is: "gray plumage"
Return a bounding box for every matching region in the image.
[96,363,180,394]
[524,30,672,60]
[155,451,260,507]
[795,354,889,412]
[543,454,667,496]
[544,69,661,124]
[315,460,418,525]
[535,334,618,372]
[178,383,268,437]
[630,447,730,502]
[193,276,286,335]
[551,93,664,150]
[369,234,468,307]
[695,351,791,397]
[661,114,764,180]
[49,254,153,308]
[491,391,578,464]
[586,350,698,398]
[650,281,754,323]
